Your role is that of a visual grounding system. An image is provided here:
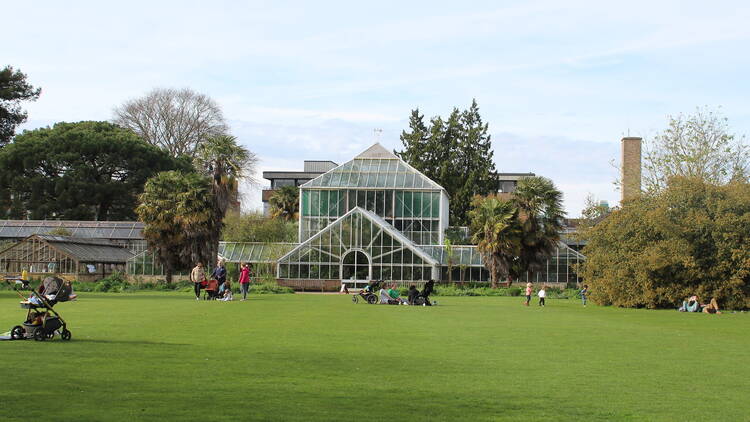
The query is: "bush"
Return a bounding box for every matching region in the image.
[251,282,294,295]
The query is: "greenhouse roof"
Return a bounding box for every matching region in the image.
[0,220,144,240]
[4,235,135,263]
[421,241,586,266]
[218,242,296,263]
[301,143,444,191]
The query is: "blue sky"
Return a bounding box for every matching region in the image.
[6,1,750,215]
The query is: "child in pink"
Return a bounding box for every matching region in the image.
[524,283,532,306]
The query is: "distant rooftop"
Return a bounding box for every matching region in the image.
[0,220,144,240]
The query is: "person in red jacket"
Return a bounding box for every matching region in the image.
[238,262,251,301]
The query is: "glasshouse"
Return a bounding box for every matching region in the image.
[273,143,583,285]
[0,234,134,280]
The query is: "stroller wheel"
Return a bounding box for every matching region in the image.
[61,329,72,341]
[10,325,25,340]
[352,295,359,304]
[46,331,55,340]
[33,329,46,341]
[366,295,378,305]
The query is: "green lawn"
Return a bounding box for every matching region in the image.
[0,291,747,421]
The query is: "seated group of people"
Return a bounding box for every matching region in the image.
[377,280,434,306]
[679,295,721,314]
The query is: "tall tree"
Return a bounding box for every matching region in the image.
[468,194,521,288]
[643,107,749,192]
[269,185,300,222]
[396,99,498,225]
[113,87,228,158]
[193,134,257,264]
[0,66,41,146]
[137,171,215,283]
[511,176,565,279]
[0,121,189,220]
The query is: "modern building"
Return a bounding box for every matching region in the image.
[261,160,338,215]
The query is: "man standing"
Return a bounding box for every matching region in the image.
[190,262,206,301]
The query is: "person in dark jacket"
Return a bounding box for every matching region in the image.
[421,280,435,306]
[211,260,227,289]
[407,285,420,305]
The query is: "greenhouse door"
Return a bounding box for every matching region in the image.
[341,250,371,286]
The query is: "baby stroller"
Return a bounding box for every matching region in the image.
[7,276,74,341]
[412,280,435,306]
[352,280,382,304]
[203,279,221,300]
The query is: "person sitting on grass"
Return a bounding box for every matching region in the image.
[219,280,234,301]
[387,283,407,305]
[679,296,702,312]
[379,286,399,304]
[702,298,721,314]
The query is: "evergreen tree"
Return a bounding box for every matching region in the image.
[0,66,41,146]
[396,99,498,225]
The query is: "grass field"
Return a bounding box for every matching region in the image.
[0,291,748,421]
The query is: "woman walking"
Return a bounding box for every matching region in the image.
[190,262,206,300]
[239,262,251,301]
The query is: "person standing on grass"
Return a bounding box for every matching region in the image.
[211,259,227,289]
[580,284,588,306]
[190,262,206,300]
[524,283,533,306]
[538,285,546,307]
[239,262,251,301]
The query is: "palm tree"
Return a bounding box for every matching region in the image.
[194,135,258,263]
[269,185,300,222]
[468,195,521,288]
[137,171,215,283]
[511,176,565,279]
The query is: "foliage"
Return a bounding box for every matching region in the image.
[269,185,299,221]
[193,134,258,264]
[47,227,73,236]
[444,226,471,244]
[0,65,41,146]
[643,107,749,193]
[137,171,216,283]
[251,282,294,294]
[396,100,498,225]
[511,176,565,278]
[222,212,297,242]
[581,177,750,309]
[468,194,521,288]
[113,87,228,157]
[0,121,189,220]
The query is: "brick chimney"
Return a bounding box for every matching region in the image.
[621,137,642,202]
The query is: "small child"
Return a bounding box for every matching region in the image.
[524,283,532,306]
[220,280,233,301]
[538,286,546,307]
[580,284,588,306]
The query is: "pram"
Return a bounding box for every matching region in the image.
[352,280,382,304]
[203,279,221,300]
[412,280,435,306]
[6,276,74,341]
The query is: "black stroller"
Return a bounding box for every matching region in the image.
[7,276,74,341]
[411,280,435,306]
[352,280,382,304]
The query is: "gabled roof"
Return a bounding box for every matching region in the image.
[0,220,144,240]
[277,207,439,266]
[355,143,399,159]
[301,143,445,190]
[218,242,296,263]
[4,234,134,263]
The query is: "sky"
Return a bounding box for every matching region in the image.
[5,1,750,216]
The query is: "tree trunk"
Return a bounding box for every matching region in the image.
[165,267,173,285]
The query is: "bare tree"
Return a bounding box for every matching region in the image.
[113,87,228,157]
[643,107,749,192]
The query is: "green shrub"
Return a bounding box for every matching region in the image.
[251,282,294,294]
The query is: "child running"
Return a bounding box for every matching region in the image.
[524,283,533,306]
[538,286,546,307]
